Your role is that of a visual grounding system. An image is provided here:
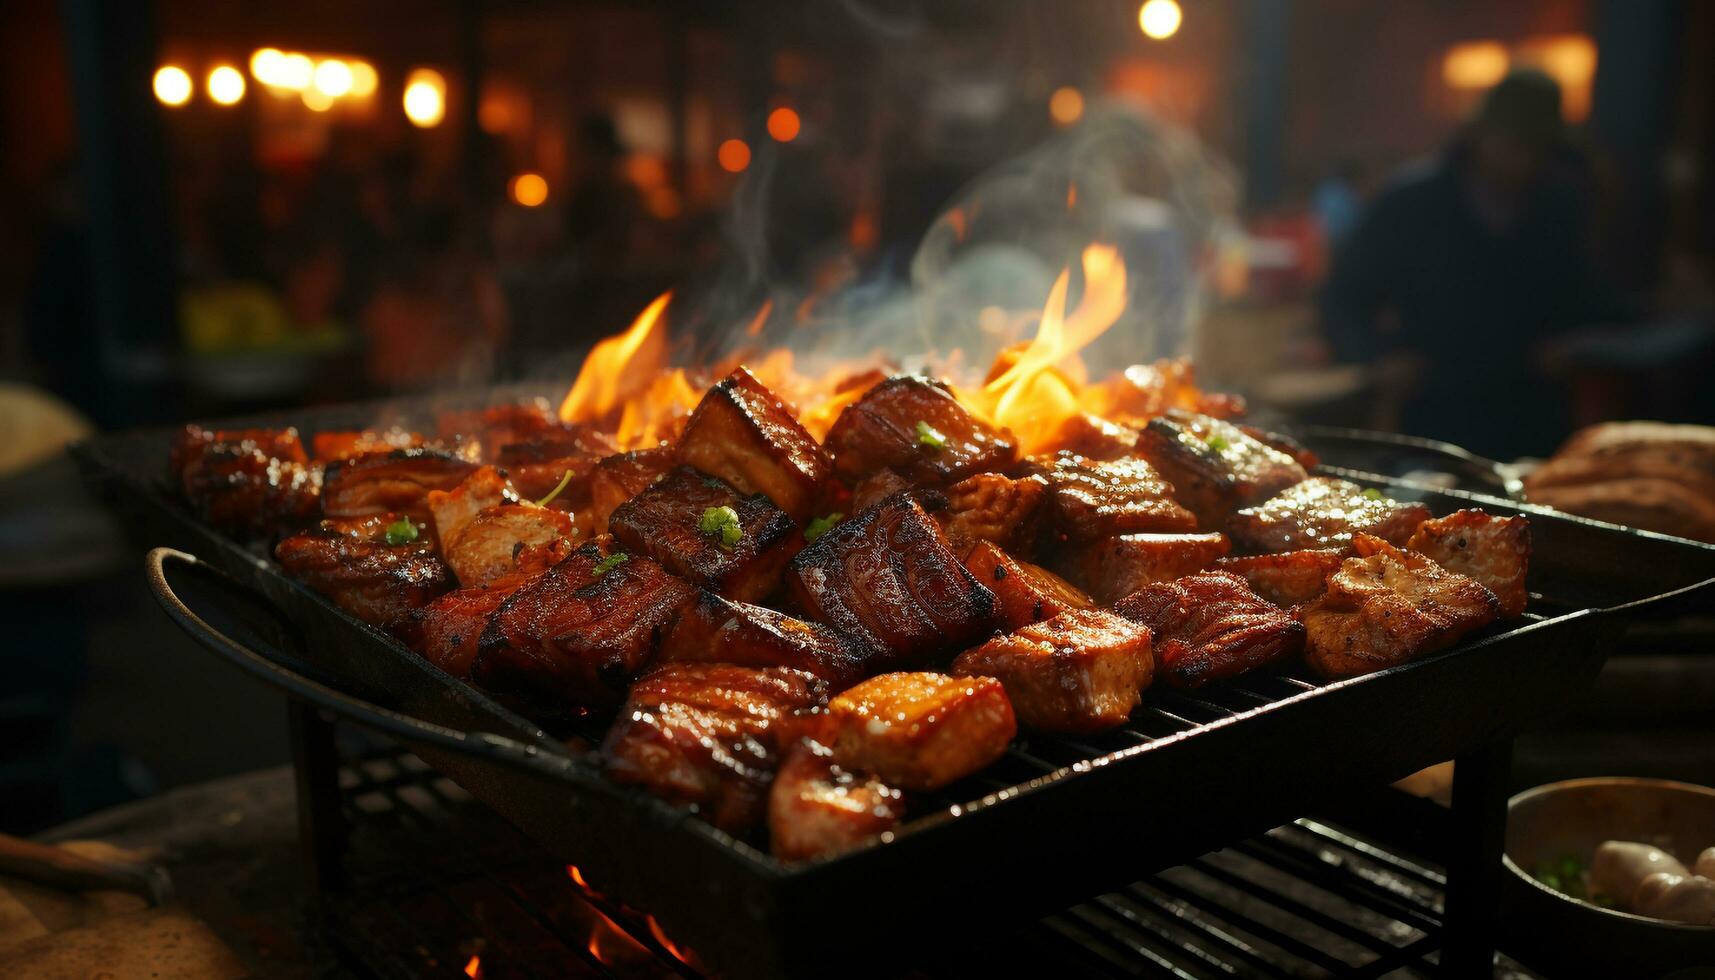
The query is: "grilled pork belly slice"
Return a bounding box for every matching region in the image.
[1406,510,1531,617]
[952,609,1152,734]
[660,591,867,688]
[1237,425,1320,470]
[311,427,424,462]
[1214,549,1346,608]
[171,425,322,538]
[824,375,1018,485]
[603,663,828,833]
[1051,531,1231,605]
[474,540,694,708]
[321,449,479,520]
[769,739,905,862]
[937,472,1049,557]
[444,504,578,588]
[1299,535,1501,680]
[425,466,518,546]
[1044,451,1198,543]
[608,467,800,602]
[435,400,582,462]
[964,540,1094,631]
[418,538,572,678]
[492,424,617,510]
[1228,477,1431,553]
[1114,571,1305,689]
[1134,413,1307,527]
[786,493,998,671]
[275,516,453,636]
[676,366,832,524]
[850,468,912,513]
[820,672,1016,791]
[1052,413,1141,461]
[588,447,674,529]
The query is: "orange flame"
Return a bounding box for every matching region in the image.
[567,864,594,892]
[646,915,700,967]
[558,291,673,427]
[463,955,481,978]
[744,299,773,337]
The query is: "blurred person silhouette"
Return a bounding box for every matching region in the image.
[1321,69,1631,458]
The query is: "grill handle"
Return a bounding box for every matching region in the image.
[146,547,581,779]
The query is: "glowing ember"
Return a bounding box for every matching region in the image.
[566,864,594,892]
[646,915,700,967]
[463,954,481,978]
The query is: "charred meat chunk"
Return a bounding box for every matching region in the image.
[820,672,1016,791]
[1299,535,1501,680]
[603,663,828,833]
[1406,509,1531,618]
[493,423,618,507]
[1051,531,1231,605]
[769,739,905,862]
[417,537,572,678]
[425,466,518,546]
[660,591,868,689]
[786,493,998,671]
[608,467,800,603]
[588,447,674,529]
[311,427,424,462]
[171,425,321,538]
[1052,413,1141,462]
[676,366,832,523]
[1133,413,1307,527]
[1228,477,1431,553]
[474,540,695,709]
[850,468,912,513]
[1214,549,1346,608]
[275,516,452,635]
[964,540,1094,631]
[443,504,577,588]
[1044,451,1197,542]
[321,449,479,520]
[937,472,1049,556]
[824,376,1017,485]
[1238,424,1320,470]
[1114,571,1305,689]
[951,609,1152,734]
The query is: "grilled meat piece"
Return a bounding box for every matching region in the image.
[951,609,1152,734]
[676,366,832,523]
[587,447,674,529]
[1044,451,1197,543]
[321,449,479,519]
[1114,571,1305,689]
[824,376,1018,485]
[850,468,912,513]
[171,425,322,538]
[275,516,452,635]
[660,591,867,688]
[1528,479,1715,544]
[964,540,1094,631]
[937,472,1049,556]
[769,739,905,862]
[435,400,578,461]
[1093,358,1241,421]
[1228,477,1431,553]
[786,493,998,671]
[493,425,616,509]
[311,427,425,462]
[444,504,578,588]
[171,424,308,472]
[1406,510,1531,618]
[1299,535,1501,680]
[1133,413,1307,526]
[608,467,800,602]
[1214,549,1346,608]
[1051,531,1231,605]
[418,537,572,677]
[425,466,518,546]
[474,540,695,708]
[603,663,828,833]
[819,672,1016,791]
[1052,413,1141,461]
[1237,425,1320,470]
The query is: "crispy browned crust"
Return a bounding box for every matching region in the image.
[963,540,1094,630]
[416,570,537,679]
[821,672,1016,791]
[676,366,832,523]
[1527,479,1715,544]
[1525,448,1715,503]
[311,427,425,462]
[1051,532,1231,605]
[786,493,998,671]
[321,448,479,519]
[824,376,1018,485]
[1238,425,1321,470]
[492,425,616,509]
[443,504,577,588]
[768,739,905,862]
[1406,509,1531,618]
[660,590,868,689]
[172,425,322,538]
[951,609,1152,734]
[425,467,517,548]
[1133,413,1306,527]
[608,467,800,602]
[850,468,911,513]
[1214,549,1346,607]
[1113,571,1305,689]
[275,517,453,635]
[587,447,675,530]
[1044,451,1198,542]
[938,472,1050,556]
[1051,413,1141,461]
[1228,477,1431,553]
[1299,535,1500,680]
[603,663,828,834]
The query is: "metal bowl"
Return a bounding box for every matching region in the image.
[1502,777,1715,978]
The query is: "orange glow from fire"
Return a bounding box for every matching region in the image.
[744,299,774,337]
[646,915,699,967]
[558,292,673,437]
[463,954,481,977]
[566,864,593,891]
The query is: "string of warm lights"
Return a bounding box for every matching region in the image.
[153,48,405,117]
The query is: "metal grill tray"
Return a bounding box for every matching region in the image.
[72,402,1715,979]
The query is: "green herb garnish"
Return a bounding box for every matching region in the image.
[915,420,947,450]
[1205,433,1230,452]
[534,469,575,507]
[592,552,629,576]
[1361,487,1384,501]
[805,512,844,543]
[698,505,743,548]
[384,518,419,547]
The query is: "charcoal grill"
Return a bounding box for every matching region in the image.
[71,400,1715,979]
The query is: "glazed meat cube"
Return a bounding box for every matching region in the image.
[936,472,1050,556]
[1299,535,1501,680]
[443,504,578,587]
[660,591,868,688]
[321,449,479,519]
[1406,509,1532,618]
[769,739,905,862]
[786,493,998,671]
[850,468,912,512]
[417,539,571,677]
[171,425,322,538]
[275,517,453,635]
[1134,413,1307,526]
[474,541,695,708]
[676,366,832,523]
[964,540,1094,631]
[824,376,1018,485]
[311,426,424,462]
[1052,413,1140,461]
[587,447,674,528]
[493,425,616,506]
[951,609,1152,734]
[1228,477,1431,553]
[1238,424,1321,470]
[820,672,1016,791]
[171,424,307,473]
[425,466,518,545]
[603,664,828,833]
[1044,451,1197,542]
[608,467,800,602]
[1114,571,1306,689]
[1051,531,1231,605]
[1214,549,1346,608]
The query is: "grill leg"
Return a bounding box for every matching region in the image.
[289,701,347,896]
[1440,739,1511,977]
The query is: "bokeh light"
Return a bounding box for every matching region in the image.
[313,59,354,98]
[766,107,801,142]
[207,65,246,106]
[403,69,447,127]
[349,61,379,98]
[1442,41,1509,90]
[1139,0,1182,40]
[717,138,751,173]
[510,172,549,207]
[1049,86,1084,126]
[153,66,192,107]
